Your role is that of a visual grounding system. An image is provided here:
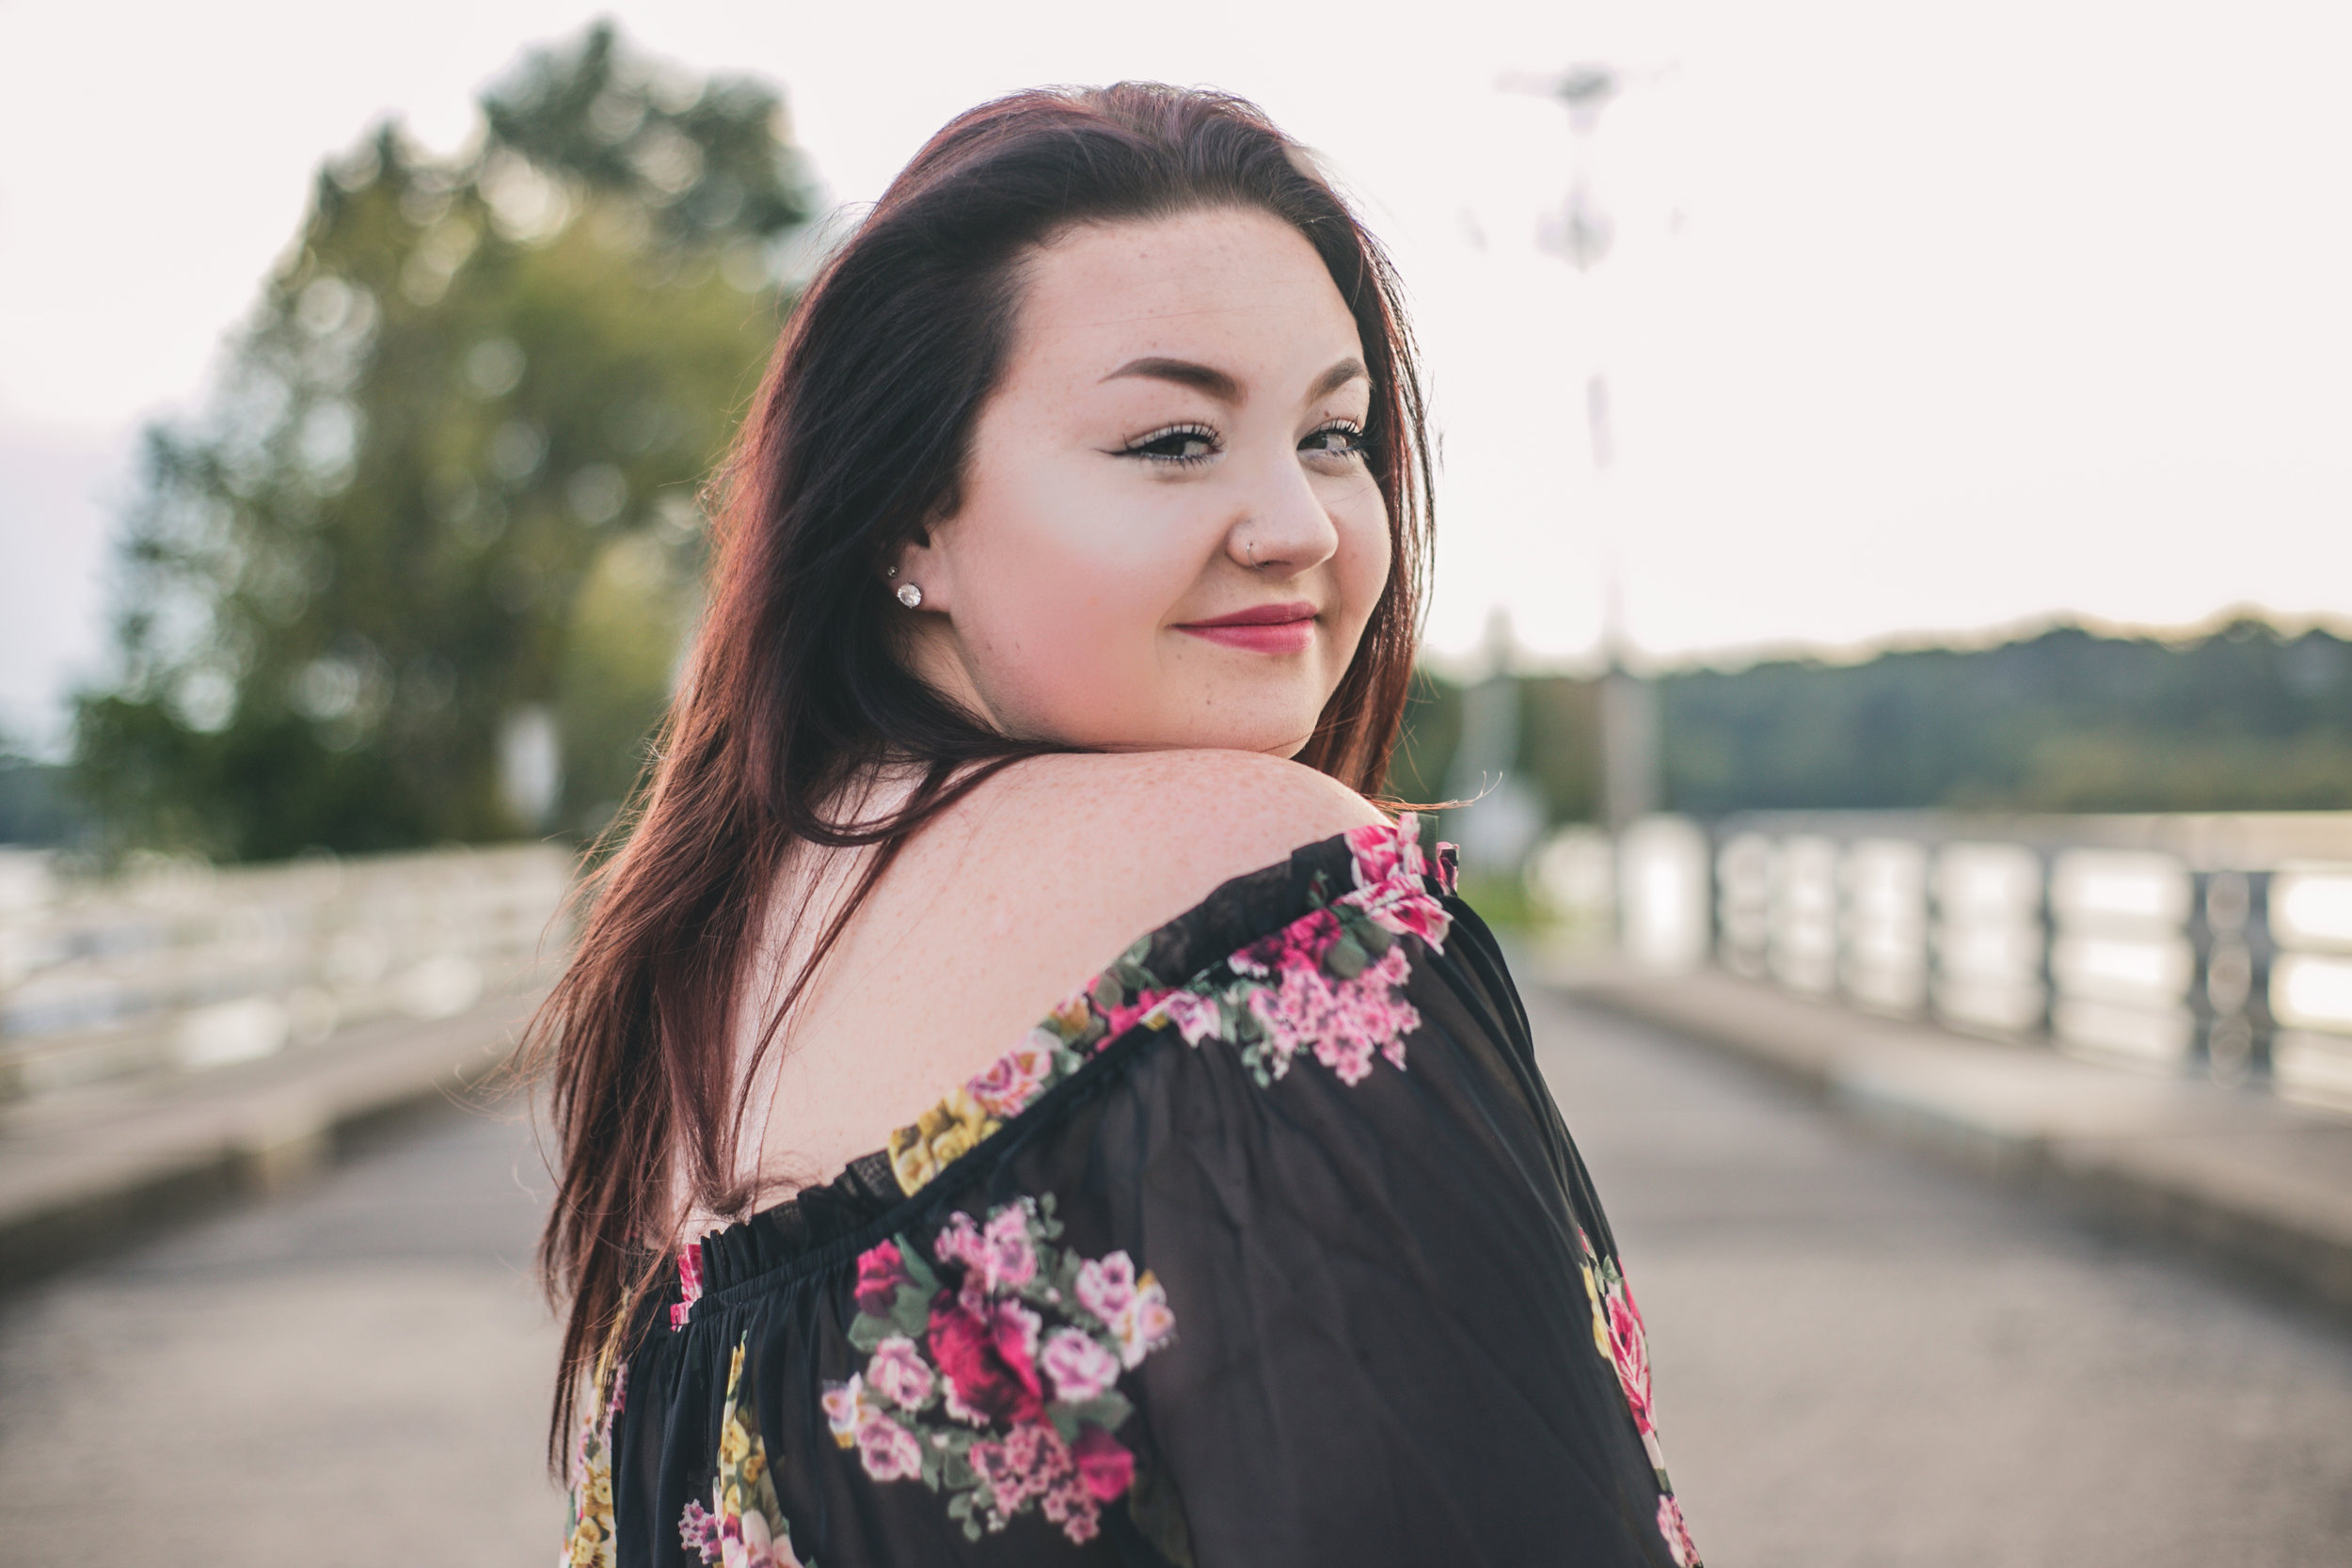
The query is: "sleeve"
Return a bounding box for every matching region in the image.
[1090,897,1692,1568]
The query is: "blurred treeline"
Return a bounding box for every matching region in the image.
[68,24,809,861]
[1387,618,2352,821]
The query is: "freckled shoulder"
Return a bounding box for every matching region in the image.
[918,750,1387,974]
[990,749,1382,880]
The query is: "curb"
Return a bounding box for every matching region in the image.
[1550,964,2352,1318]
[0,994,539,1289]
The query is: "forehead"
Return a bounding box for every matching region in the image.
[1008,206,1364,381]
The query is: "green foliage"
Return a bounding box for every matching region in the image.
[1657,619,2352,816]
[1382,671,1463,804]
[0,752,87,848]
[73,24,809,860]
[1382,670,1597,822]
[1395,619,2352,824]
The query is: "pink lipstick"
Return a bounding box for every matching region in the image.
[1175,600,1318,655]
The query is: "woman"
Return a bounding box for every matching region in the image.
[542,83,1702,1568]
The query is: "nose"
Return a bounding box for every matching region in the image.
[1224,446,1341,576]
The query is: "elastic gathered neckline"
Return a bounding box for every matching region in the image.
[679,817,1453,1305]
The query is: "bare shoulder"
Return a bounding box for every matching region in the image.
[977,748,1384,886]
[902,749,1386,974]
[766,751,1388,1172]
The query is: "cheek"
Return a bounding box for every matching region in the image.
[946,462,1198,714]
[1329,482,1393,641]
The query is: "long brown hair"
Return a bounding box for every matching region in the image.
[531,82,1435,1456]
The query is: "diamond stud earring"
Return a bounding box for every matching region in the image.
[895,582,924,609]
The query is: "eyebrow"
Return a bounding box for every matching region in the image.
[1099,356,1369,406]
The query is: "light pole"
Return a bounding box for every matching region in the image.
[1513,62,1660,832]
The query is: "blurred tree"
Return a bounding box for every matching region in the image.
[1657,618,2352,816]
[73,23,809,859]
[1397,616,2352,828]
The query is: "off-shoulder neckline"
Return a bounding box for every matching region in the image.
[673,815,1455,1315]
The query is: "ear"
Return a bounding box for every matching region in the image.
[888,528,950,612]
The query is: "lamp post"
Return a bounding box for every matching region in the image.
[1514,62,1660,832]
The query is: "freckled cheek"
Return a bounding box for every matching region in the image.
[953,480,1197,712]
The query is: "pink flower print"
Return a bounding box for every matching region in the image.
[1343,945,1422,1072]
[940,1205,1041,1296]
[931,1212,986,1275]
[821,1204,1181,1547]
[1344,816,1423,891]
[1243,966,1325,1079]
[1041,1471,1104,1541]
[1104,1269,1174,1369]
[972,1418,1080,1527]
[853,1239,911,1319]
[969,1429,1039,1514]
[1071,1425,1136,1501]
[1073,1251,1137,1323]
[1232,907,1342,980]
[1087,1259,1176,1363]
[1099,987,1173,1042]
[680,1498,723,1564]
[978,1206,1039,1291]
[1160,988,1225,1045]
[673,1240,706,1329]
[821,1372,875,1444]
[1247,945,1420,1084]
[1658,1493,1701,1567]
[866,1334,935,1410]
[1039,1326,1120,1402]
[855,1410,925,1481]
[1606,1287,1655,1432]
[1313,1031,1377,1085]
[1362,885,1452,952]
[967,1037,1057,1118]
[928,1290,1046,1426]
[729,1508,805,1568]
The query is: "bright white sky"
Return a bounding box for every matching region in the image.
[4,0,2350,748]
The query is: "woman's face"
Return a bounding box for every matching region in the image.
[891,205,1391,758]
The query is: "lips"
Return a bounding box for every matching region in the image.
[1176,600,1318,656]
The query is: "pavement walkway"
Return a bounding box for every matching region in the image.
[1550,959,2352,1314]
[0,992,536,1285]
[5,984,2347,1563]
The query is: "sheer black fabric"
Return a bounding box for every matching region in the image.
[580,825,1697,1568]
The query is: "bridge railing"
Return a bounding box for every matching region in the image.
[0,843,576,1103]
[1531,811,2352,1115]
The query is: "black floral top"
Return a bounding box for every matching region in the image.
[562,816,1702,1568]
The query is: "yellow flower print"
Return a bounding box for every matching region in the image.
[719,1418,751,1466]
[889,1087,1001,1196]
[562,1361,624,1568]
[1047,994,1095,1043]
[888,1125,939,1193]
[1581,1257,1612,1360]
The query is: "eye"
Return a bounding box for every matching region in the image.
[1300,420,1370,460]
[1120,423,1219,466]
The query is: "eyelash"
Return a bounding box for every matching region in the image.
[1121,423,1219,467]
[1117,420,1373,467]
